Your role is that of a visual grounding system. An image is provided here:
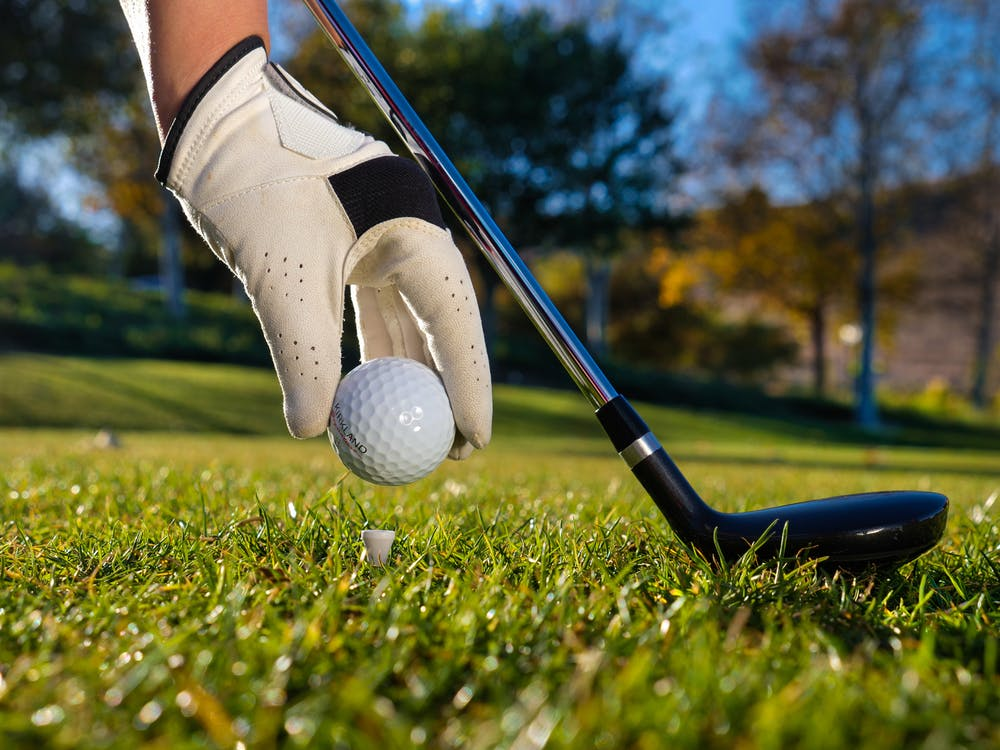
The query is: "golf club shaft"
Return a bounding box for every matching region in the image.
[302,0,618,408]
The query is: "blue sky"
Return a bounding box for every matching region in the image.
[657,0,746,128]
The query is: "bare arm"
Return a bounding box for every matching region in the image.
[120,0,270,141]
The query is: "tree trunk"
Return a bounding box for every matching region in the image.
[584,256,611,359]
[971,218,1000,408]
[810,304,827,396]
[855,247,878,427]
[854,97,879,429]
[159,188,186,319]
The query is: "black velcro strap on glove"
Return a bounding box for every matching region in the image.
[329,155,447,236]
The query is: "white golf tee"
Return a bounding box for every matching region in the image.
[361,529,396,566]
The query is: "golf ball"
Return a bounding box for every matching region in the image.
[328,357,455,485]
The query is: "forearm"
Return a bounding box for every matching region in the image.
[119,0,270,142]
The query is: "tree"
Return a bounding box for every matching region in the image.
[964,171,1000,408]
[68,85,200,317]
[692,186,855,395]
[293,1,682,359]
[531,22,679,359]
[0,167,105,274]
[740,0,930,427]
[947,0,1000,407]
[0,1,135,136]
[0,0,191,316]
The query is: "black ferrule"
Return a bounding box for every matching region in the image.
[596,395,650,452]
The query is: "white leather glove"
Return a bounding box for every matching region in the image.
[156,37,491,458]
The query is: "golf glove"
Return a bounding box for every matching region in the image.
[155,37,491,458]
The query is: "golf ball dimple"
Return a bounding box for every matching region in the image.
[328,357,455,485]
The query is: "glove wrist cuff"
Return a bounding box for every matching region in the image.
[155,35,267,185]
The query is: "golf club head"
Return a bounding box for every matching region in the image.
[706,489,948,568]
[599,396,948,569]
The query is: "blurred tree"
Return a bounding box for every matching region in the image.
[0,1,135,135]
[949,0,1000,408]
[712,0,933,427]
[67,86,210,318]
[691,186,855,395]
[962,169,1000,409]
[611,239,798,378]
[0,0,191,316]
[736,0,930,427]
[0,167,105,274]
[0,0,133,277]
[689,184,920,394]
[294,0,682,359]
[492,243,798,380]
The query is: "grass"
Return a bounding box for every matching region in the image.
[0,354,286,434]
[2,355,1000,748]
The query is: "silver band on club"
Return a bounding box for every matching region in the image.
[619,432,662,469]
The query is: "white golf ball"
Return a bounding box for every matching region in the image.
[328,357,455,485]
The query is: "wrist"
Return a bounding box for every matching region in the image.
[147,2,270,141]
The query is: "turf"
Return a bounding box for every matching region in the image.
[2,356,999,748]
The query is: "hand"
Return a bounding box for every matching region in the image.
[155,37,491,458]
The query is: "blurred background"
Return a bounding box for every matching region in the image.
[1,0,998,430]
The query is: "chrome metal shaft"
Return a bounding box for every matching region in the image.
[302,0,618,407]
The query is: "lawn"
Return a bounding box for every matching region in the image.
[1,355,999,748]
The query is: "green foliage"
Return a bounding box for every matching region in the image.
[294,1,681,253]
[0,259,793,390]
[609,247,799,378]
[0,0,137,135]
[690,318,799,379]
[0,264,271,365]
[0,172,108,274]
[1,399,999,747]
[490,250,798,382]
[913,377,965,417]
[610,302,796,379]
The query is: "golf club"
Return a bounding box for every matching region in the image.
[302,0,948,569]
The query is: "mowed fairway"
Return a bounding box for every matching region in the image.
[2,355,999,748]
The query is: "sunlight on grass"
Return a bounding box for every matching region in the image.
[2,357,1000,747]
[2,424,1000,748]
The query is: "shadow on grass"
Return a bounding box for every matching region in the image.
[66,362,253,433]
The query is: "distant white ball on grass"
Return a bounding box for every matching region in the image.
[93,428,120,449]
[327,357,455,485]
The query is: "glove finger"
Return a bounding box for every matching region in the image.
[352,223,492,451]
[231,222,346,439]
[252,274,344,438]
[352,286,431,364]
[355,282,479,461]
